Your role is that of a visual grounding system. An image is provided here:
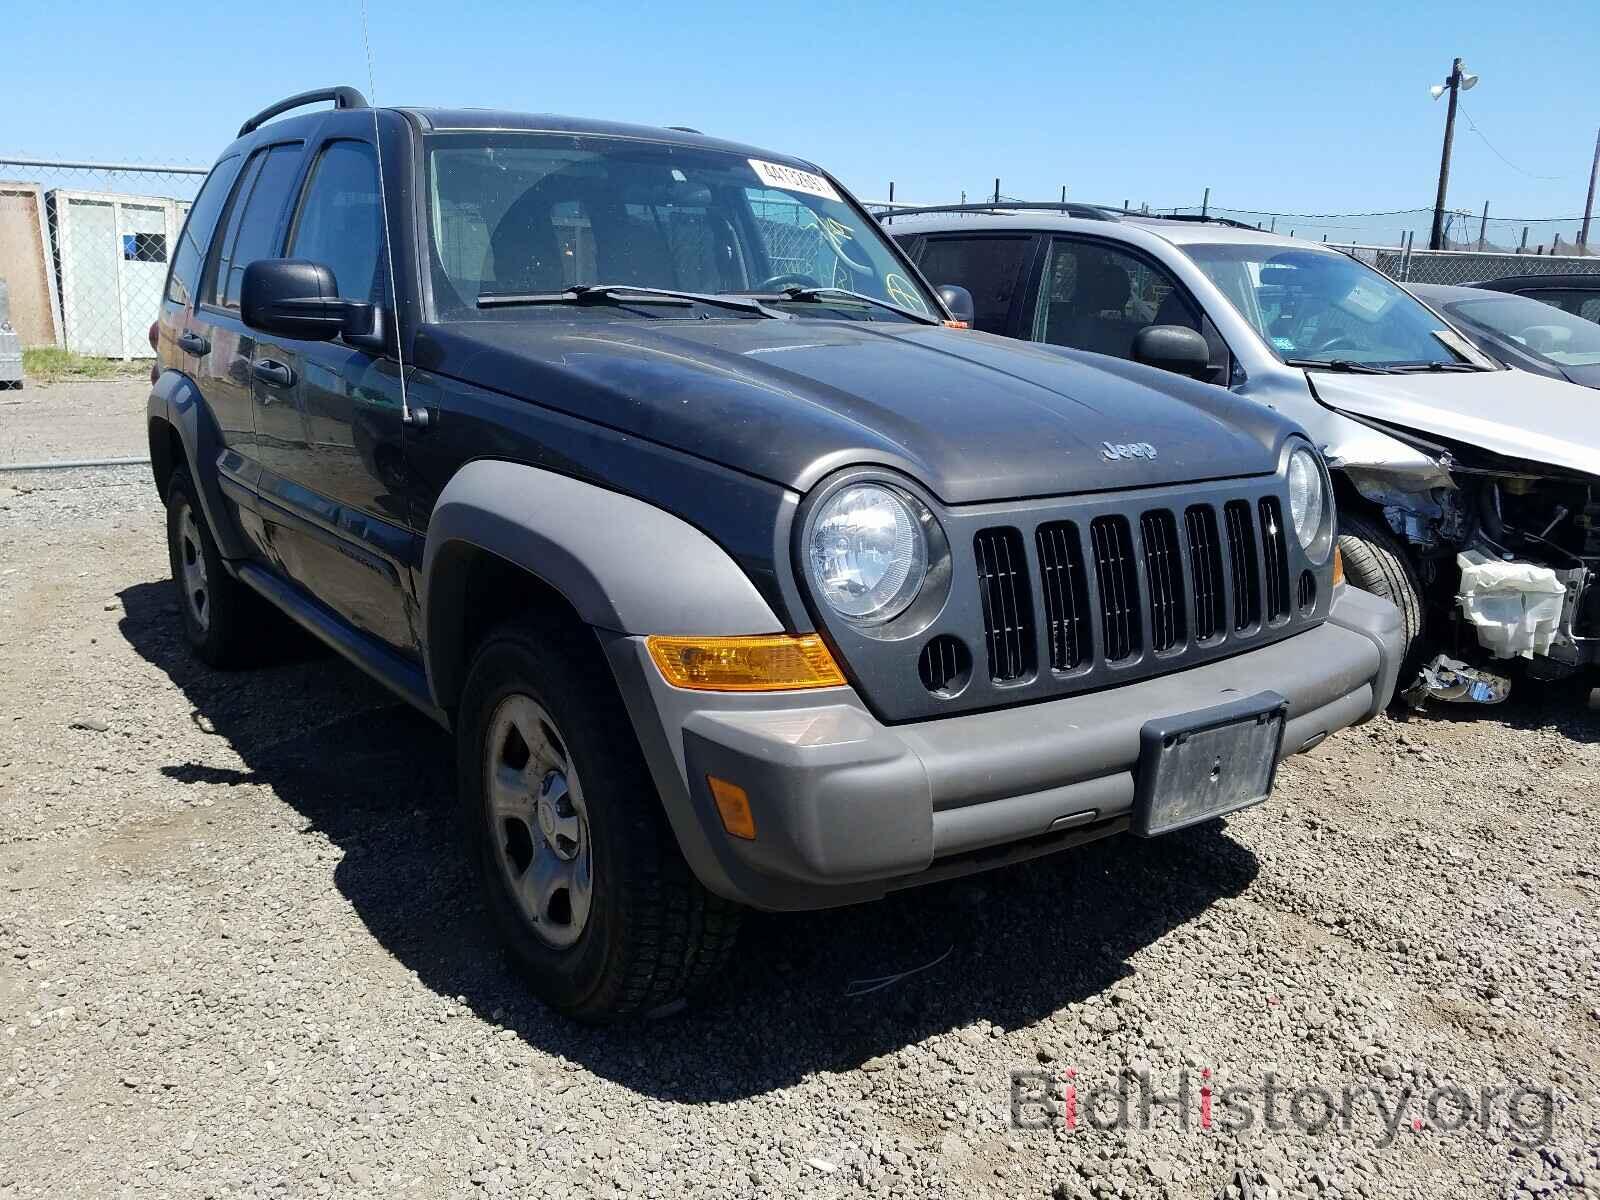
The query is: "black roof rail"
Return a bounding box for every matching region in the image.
[871,201,1123,222]
[238,86,370,137]
[665,125,704,134]
[1135,212,1264,230]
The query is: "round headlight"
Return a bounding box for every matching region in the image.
[1286,446,1332,562]
[808,484,929,621]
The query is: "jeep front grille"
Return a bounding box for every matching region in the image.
[973,527,1034,682]
[1223,500,1261,632]
[1139,510,1187,654]
[1184,505,1226,644]
[1259,497,1291,624]
[969,495,1292,683]
[1090,516,1141,664]
[1036,521,1091,672]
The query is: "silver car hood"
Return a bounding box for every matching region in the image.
[1309,368,1600,477]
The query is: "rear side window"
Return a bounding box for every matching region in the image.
[1524,289,1600,323]
[1033,238,1200,357]
[916,236,1029,334]
[286,140,384,303]
[208,143,303,309]
[165,154,241,306]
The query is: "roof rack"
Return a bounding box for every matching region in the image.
[1134,212,1264,230]
[873,201,1122,222]
[665,125,704,134]
[239,86,370,138]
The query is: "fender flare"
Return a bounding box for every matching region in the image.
[421,459,783,708]
[147,371,253,560]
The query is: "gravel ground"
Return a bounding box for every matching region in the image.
[0,378,150,465]
[1,384,1597,1199]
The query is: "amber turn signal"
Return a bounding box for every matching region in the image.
[1331,545,1345,587]
[646,633,846,692]
[707,776,756,840]
[942,320,970,330]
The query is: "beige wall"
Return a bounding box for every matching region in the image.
[0,183,61,348]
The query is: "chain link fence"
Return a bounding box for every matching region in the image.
[1337,244,1600,286]
[0,158,208,361]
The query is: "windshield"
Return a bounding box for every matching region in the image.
[1183,244,1483,370]
[425,133,935,322]
[1446,294,1600,367]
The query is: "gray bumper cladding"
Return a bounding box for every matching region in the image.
[610,586,1405,912]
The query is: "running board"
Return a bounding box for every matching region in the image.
[235,562,448,728]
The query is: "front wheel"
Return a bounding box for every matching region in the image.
[1337,509,1427,679]
[456,620,741,1021]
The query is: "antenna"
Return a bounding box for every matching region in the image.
[360,0,418,425]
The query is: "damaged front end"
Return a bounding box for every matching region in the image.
[1331,415,1599,703]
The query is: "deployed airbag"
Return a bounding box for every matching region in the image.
[1456,550,1569,659]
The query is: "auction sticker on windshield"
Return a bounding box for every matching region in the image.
[749,158,841,202]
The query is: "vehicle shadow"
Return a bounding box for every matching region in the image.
[119,578,1260,1102]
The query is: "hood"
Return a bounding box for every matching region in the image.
[1308,368,1600,477]
[412,319,1289,504]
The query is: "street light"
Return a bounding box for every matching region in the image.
[1429,58,1478,249]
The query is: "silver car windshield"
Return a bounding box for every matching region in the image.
[1183,244,1480,369]
[426,133,935,322]
[1447,294,1600,367]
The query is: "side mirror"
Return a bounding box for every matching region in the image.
[241,259,379,346]
[936,284,976,328]
[1132,324,1212,380]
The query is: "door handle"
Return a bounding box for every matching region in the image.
[177,330,210,356]
[253,359,295,388]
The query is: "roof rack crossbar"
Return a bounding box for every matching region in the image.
[239,86,370,137]
[871,201,1122,222]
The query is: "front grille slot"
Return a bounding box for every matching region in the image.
[974,527,1034,681]
[1185,505,1226,644]
[1139,510,1186,653]
[1036,521,1091,672]
[1089,516,1141,663]
[1223,500,1262,632]
[1260,497,1291,623]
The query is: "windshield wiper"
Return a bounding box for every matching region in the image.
[477,284,787,318]
[1387,361,1484,373]
[733,286,939,326]
[1283,358,1395,375]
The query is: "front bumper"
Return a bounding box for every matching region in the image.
[605,585,1403,911]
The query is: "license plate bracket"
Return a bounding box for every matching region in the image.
[1132,691,1289,838]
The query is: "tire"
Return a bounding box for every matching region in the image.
[1337,509,1427,678]
[164,469,258,668]
[456,619,741,1022]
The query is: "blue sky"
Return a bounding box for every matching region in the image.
[3,0,1596,238]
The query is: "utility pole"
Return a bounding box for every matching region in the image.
[1478,201,1490,250]
[1581,126,1600,250]
[1428,57,1467,250]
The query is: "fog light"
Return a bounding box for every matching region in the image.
[707,776,756,840]
[1332,545,1345,587]
[647,634,845,691]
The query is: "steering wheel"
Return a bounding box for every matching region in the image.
[1312,334,1358,353]
[756,272,821,292]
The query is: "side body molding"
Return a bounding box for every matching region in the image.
[422,459,784,708]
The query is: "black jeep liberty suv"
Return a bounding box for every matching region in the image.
[149,87,1403,1020]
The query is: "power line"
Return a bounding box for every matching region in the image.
[1456,101,1568,182]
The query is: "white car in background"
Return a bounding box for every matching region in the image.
[890,208,1600,698]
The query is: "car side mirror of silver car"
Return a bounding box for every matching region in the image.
[1133,324,1212,380]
